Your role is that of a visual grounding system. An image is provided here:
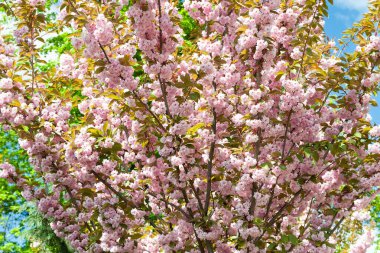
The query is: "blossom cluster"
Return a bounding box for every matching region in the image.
[0,0,380,252]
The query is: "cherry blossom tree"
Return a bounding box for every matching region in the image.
[1,0,380,252]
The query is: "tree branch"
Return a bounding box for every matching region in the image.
[91,170,130,205]
[147,192,191,221]
[97,42,167,133]
[204,106,217,217]
[281,110,292,162]
[156,0,171,118]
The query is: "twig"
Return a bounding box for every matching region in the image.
[91,170,130,205]
[204,105,217,217]
[281,110,293,162]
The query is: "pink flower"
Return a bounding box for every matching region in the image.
[0,163,16,180]
[369,126,380,137]
[349,229,374,253]
[94,14,114,45]
[369,143,380,154]
[0,78,13,89]
[29,0,45,6]
[59,54,75,76]
[290,47,303,60]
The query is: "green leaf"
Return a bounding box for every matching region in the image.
[189,92,200,101]
[275,71,285,81]
[130,233,143,240]
[306,48,313,56]
[187,123,204,135]
[311,151,319,162]
[95,66,105,74]
[261,162,272,169]
[296,153,304,162]
[370,100,378,106]
[79,188,95,197]
[112,142,122,152]
[88,128,102,137]
[280,234,289,243]
[288,234,299,245]
[304,147,311,158]
[268,243,277,250]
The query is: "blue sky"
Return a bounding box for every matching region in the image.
[324,0,380,124]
